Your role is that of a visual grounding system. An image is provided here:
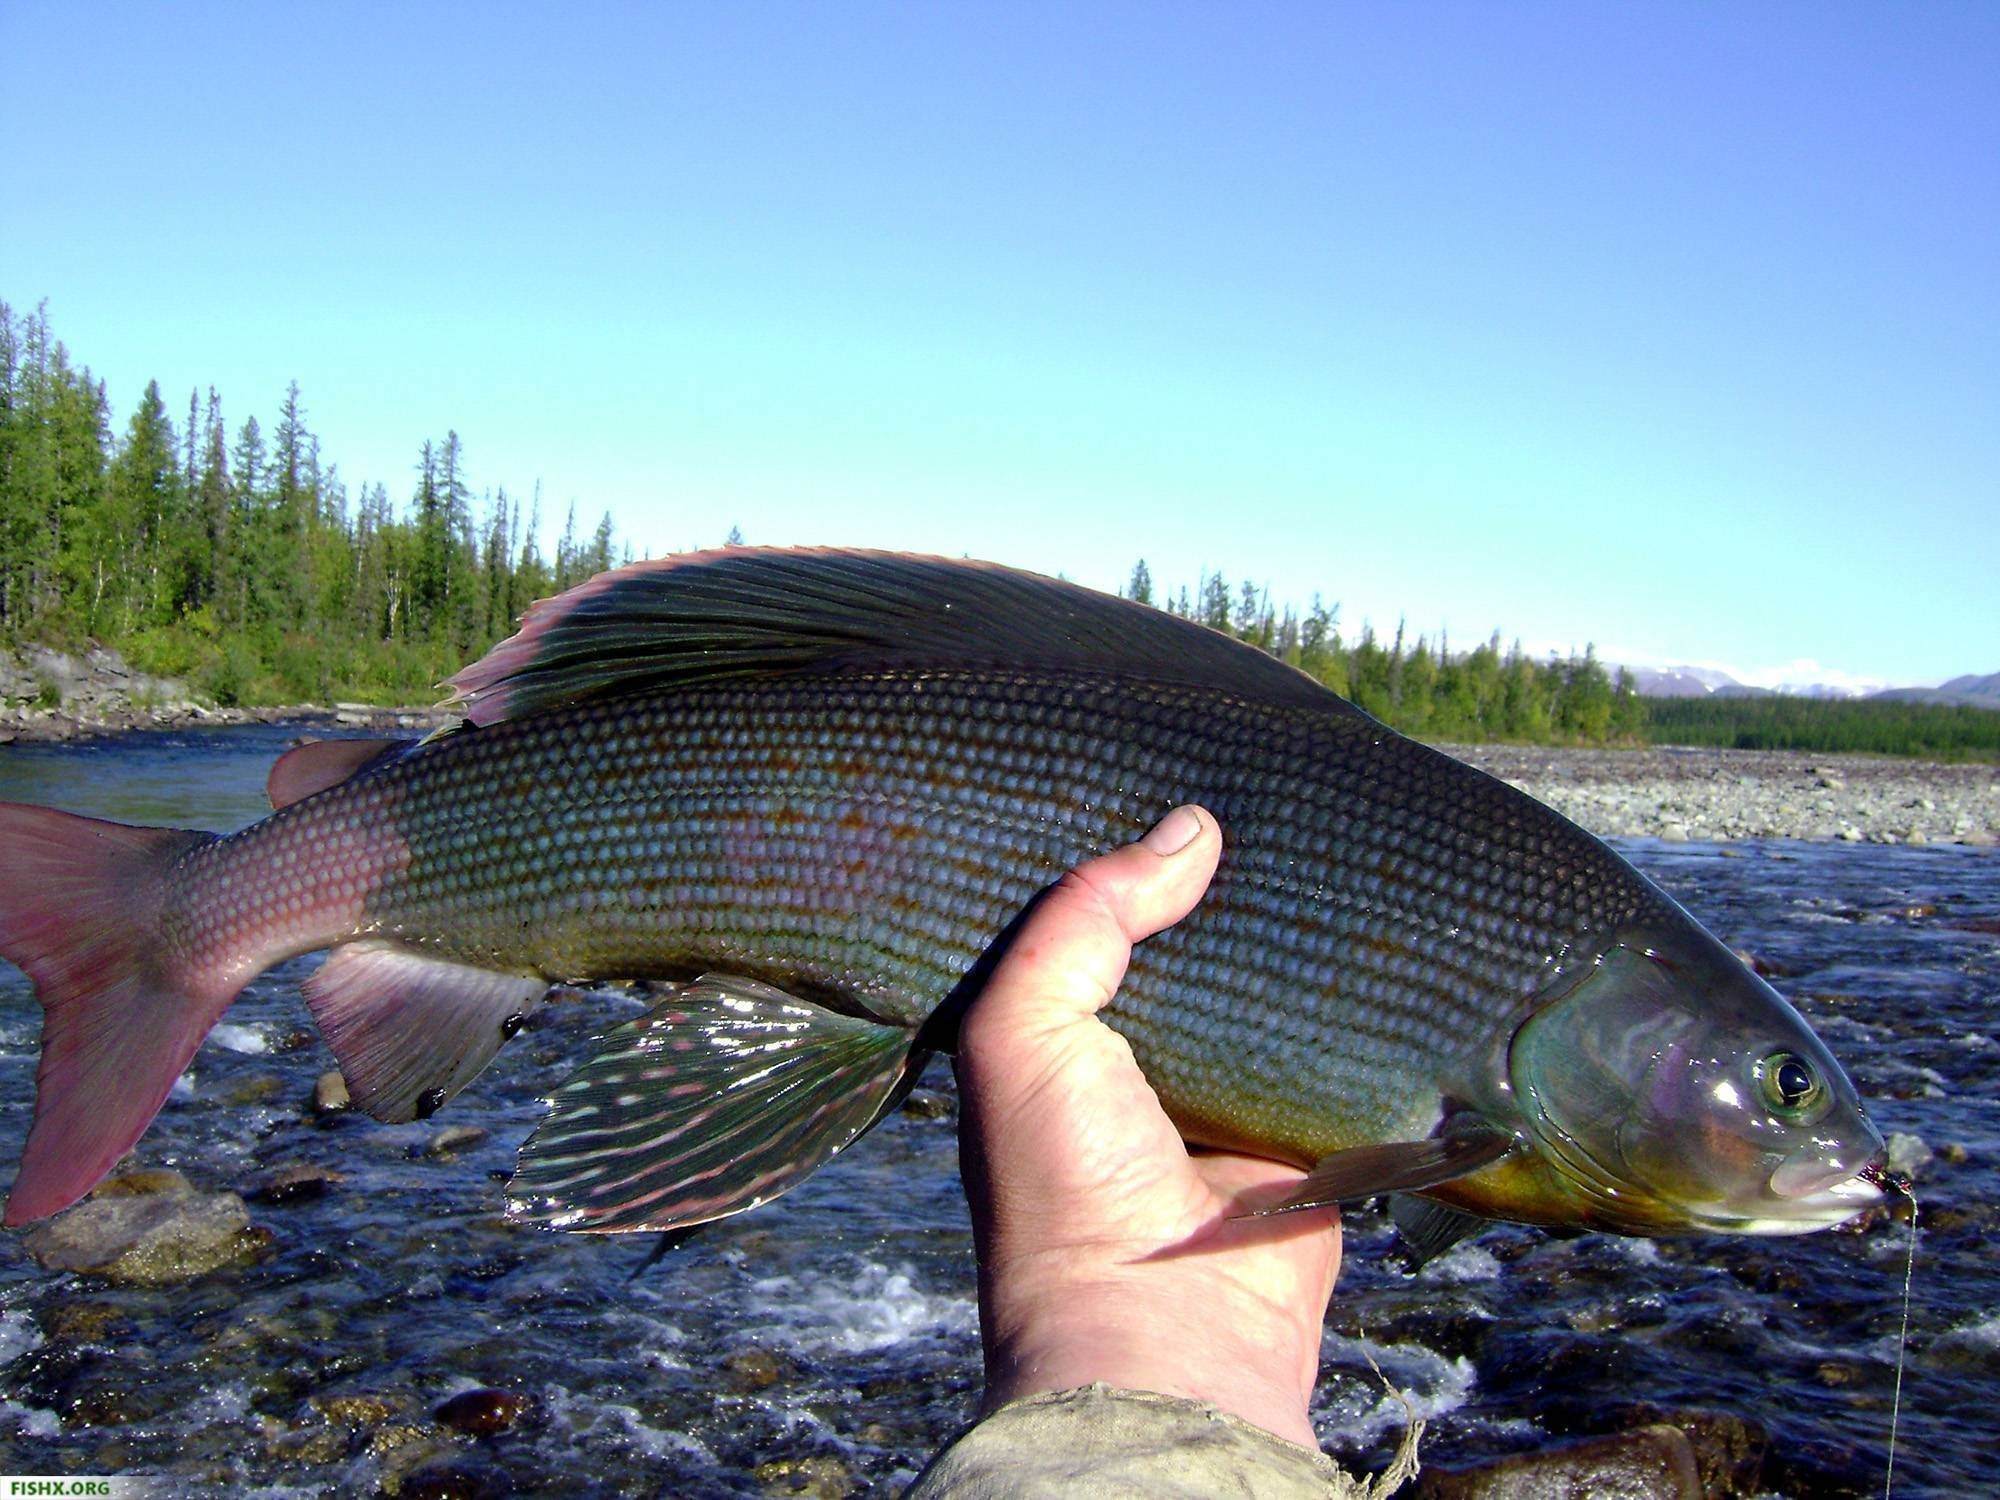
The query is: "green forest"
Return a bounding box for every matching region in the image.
[1116,559,1647,744]
[0,300,623,706]
[1641,695,2000,761]
[2,298,1990,758]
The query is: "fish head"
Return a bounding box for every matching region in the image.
[1508,925,1884,1235]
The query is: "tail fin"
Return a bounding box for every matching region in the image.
[0,803,225,1225]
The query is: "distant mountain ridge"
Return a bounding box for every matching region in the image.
[1624,664,2000,707]
[1870,672,2000,707]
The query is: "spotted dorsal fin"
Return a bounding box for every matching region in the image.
[445,548,1374,729]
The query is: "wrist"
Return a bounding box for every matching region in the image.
[980,1269,1321,1449]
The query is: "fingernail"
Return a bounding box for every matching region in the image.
[1141,805,1203,855]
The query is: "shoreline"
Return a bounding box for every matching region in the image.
[1444,742,1998,848]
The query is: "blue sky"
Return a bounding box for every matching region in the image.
[3,4,1994,686]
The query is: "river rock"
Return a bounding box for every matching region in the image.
[1414,1425,1699,1498]
[901,1088,955,1120]
[434,1387,527,1436]
[314,1392,398,1428]
[23,1179,262,1285]
[250,1163,347,1204]
[313,1070,351,1115]
[394,1462,506,1500]
[423,1125,489,1158]
[754,1455,855,1498]
[724,1345,792,1391]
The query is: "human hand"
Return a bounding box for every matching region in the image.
[952,805,1342,1451]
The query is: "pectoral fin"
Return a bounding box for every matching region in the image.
[1249,1129,1515,1218]
[509,974,921,1235]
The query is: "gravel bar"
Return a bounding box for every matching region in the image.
[1442,744,1999,846]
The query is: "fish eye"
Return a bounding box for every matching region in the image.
[1756,1051,1823,1118]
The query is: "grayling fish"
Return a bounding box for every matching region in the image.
[0,550,1885,1258]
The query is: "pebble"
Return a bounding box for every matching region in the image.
[249,1163,347,1205]
[312,1071,351,1115]
[396,1462,506,1500]
[724,1346,790,1391]
[901,1088,955,1120]
[434,1388,526,1437]
[314,1392,398,1428]
[1442,746,2000,846]
[753,1455,856,1498]
[423,1125,489,1158]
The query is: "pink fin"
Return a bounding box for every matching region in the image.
[266,738,408,809]
[0,804,225,1226]
[302,941,546,1122]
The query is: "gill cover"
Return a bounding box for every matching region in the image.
[1509,929,1883,1233]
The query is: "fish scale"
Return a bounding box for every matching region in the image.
[0,549,1883,1244]
[160,667,1657,1170]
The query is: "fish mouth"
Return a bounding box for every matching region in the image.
[1679,1161,1887,1236]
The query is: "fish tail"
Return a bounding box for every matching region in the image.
[0,803,227,1225]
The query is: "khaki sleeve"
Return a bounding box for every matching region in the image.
[904,1384,1420,1499]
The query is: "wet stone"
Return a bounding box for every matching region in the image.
[1414,1425,1700,1499]
[422,1125,489,1158]
[250,1162,347,1204]
[312,1070,352,1115]
[394,1461,507,1500]
[23,1182,263,1286]
[434,1387,527,1436]
[725,1345,792,1391]
[901,1087,955,1120]
[222,1072,287,1106]
[42,1301,128,1345]
[314,1392,398,1428]
[1614,1407,1765,1496]
[91,1168,191,1199]
[754,1454,856,1498]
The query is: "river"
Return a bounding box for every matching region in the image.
[0,725,1994,1496]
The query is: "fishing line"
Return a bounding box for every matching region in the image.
[1867,1166,1916,1500]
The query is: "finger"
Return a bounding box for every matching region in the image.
[967,805,1222,1037]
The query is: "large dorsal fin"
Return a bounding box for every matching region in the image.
[445,548,1373,729]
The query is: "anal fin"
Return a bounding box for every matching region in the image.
[1247,1128,1515,1218]
[302,941,547,1122]
[509,974,919,1234]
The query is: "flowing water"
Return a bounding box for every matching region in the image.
[0,725,1993,1496]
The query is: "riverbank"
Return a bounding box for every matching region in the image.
[1447,742,1999,847]
[0,644,448,742]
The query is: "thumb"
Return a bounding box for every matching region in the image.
[964,805,1222,1042]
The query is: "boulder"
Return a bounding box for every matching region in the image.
[23,1177,262,1285]
[1414,1426,1700,1499]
